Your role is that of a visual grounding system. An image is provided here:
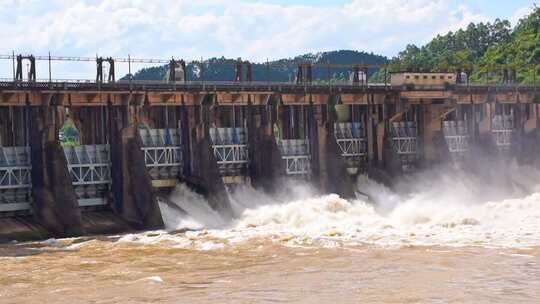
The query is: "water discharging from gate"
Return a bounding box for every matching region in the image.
[156,161,540,249]
[2,161,540,303]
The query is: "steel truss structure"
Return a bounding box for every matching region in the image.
[390,122,418,155]
[334,122,367,173]
[442,121,470,161]
[64,145,111,207]
[389,122,418,171]
[210,128,249,182]
[336,138,367,157]
[492,130,514,148]
[445,135,470,153]
[0,146,32,213]
[279,139,311,176]
[391,137,417,155]
[138,128,183,181]
[213,144,249,165]
[282,155,311,176]
[491,114,515,151]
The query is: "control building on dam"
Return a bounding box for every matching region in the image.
[0,55,539,242]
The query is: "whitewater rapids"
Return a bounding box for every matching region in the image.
[132,172,540,250]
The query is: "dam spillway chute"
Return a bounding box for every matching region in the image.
[491,111,516,153]
[138,127,183,188]
[333,103,369,176]
[209,127,250,185]
[0,146,32,214]
[386,104,423,173]
[389,121,418,172]
[334,122,367,176]
[442,120,470,163]
[278,139,311,177]
[59,108,117,209]
[276,104,312,179]
[63,144,112,207]
[0,106,33,215]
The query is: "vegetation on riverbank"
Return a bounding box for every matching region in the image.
[373,6,540,83]
[127,6,539,84]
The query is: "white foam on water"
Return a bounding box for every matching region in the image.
[146,163,540,250]
[138,276,163,283]
[40,238,66,247]
[158,183,228,231]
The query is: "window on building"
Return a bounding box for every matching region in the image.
[414,75,419,79]
[440,76,445,80]
[406,75,410,79]
[432,76,436,79]
[423,75,428,79]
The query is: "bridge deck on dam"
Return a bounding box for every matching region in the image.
[0,80,390,93]
[1,80,538,93]
[1,80,538,109]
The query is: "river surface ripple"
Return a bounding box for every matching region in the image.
[0,237,539,303]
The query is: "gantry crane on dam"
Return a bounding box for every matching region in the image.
[0,53,539,242]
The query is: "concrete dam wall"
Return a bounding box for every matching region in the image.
[0,82,539,242]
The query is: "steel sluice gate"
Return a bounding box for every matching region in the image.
[491,114,516,151]
[0,146,32,213]
[389,121,418,171]
[278,139,311,177]
[209,127,250,184]
[138,128,183,187]
[277,104,312,178]
[63,145,112,207]
[443,120,470,161]
[334,122,368,175]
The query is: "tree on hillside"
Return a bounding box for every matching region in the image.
[386,19,512,74]
[370,7,540,84]
[474,5,540,83]
[123,50,387,83]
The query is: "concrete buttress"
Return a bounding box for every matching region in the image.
[29,105,84,236]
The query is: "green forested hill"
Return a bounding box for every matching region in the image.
[389,19,512,72]
[374,6,540,83]
[127,7,539,84]
[125,50,387,82]
[476,6,540,83]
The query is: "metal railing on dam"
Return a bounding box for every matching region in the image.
[0,79,391,93]
[1,80,538,97]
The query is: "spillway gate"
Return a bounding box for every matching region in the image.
[210,127,250,185]
[0,146,32,213]
[334,122,368,175]
[278,139,311,176]
[138,128,183,188]
[389,121,419,171]
[63,145,112,207]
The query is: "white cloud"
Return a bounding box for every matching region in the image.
[0,0,500,78]
[425,4,490,43]
[510,5,535,26]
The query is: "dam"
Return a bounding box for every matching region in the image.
[0,55,539,242]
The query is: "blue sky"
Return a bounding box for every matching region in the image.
[266,0,532,16]
[0,0,535,79]
[452,0,533,18]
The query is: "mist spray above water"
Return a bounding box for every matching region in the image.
[157,160,540,249]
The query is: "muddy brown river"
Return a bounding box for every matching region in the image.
[1,176,540,303]
[1,239,539,303]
